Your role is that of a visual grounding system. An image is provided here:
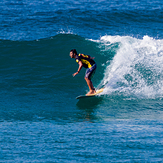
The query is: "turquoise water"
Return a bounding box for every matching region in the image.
[1,0,163,162]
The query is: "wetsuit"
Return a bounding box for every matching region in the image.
[75,53,96,79]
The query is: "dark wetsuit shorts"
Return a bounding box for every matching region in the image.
[85,64,96,80]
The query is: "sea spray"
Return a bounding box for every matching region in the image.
[98,35,163,99]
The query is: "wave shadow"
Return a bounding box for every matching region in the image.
[76,96,104,122]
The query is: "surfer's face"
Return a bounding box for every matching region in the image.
[70,52,75,58]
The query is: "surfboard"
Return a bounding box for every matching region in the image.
[76,88,104,99]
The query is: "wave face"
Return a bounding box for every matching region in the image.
[97,35,163,99]
[0,34,106,119]
[1,34,163,106]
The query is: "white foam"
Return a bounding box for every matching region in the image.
[98,35,163,99]
[57,29,74,35]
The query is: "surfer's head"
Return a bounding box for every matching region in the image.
[70,49,77,58]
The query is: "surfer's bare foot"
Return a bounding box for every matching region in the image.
[86,89,96,95]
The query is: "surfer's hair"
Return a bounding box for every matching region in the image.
[70,49,77,55]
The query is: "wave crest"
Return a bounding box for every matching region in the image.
[98,35,163,99]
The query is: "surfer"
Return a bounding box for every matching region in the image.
[70,49,96,95]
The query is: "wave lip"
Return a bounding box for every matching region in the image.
[98,35,163,99]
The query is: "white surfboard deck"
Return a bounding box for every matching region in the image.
[76,88,104,99]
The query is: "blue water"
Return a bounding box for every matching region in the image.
[1,0,163,162]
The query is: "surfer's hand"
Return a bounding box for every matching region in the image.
[90,57,95,60]
[73,72,79,77]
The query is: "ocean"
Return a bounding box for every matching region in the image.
[1,0,163,162]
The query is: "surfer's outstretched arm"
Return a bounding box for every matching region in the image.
[73,61,83,77]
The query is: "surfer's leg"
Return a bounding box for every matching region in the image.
[85,64,96,95]
[85,77,96,95]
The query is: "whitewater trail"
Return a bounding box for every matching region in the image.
[95,35,163,99]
